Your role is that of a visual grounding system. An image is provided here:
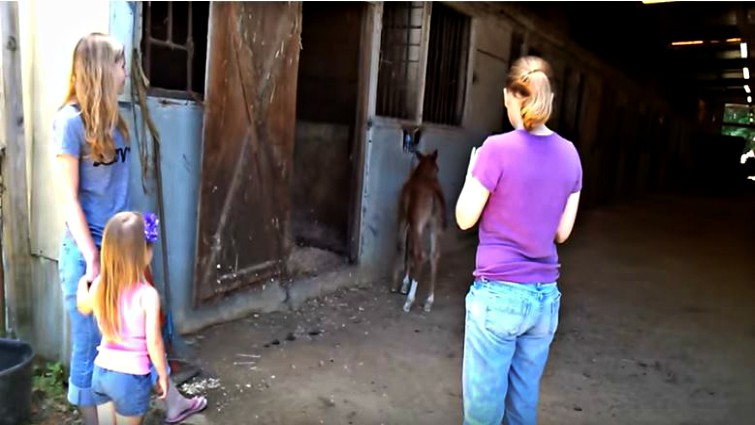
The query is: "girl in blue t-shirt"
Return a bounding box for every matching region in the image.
[54,32,206,425]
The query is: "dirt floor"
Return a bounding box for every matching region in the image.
[33,192,755,424]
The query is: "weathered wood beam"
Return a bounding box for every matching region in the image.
[699,86,753,95]
[666,43,741,59]
[0,1,32,339]
[697,91,751,105]
[656,25,742,45]
[735,4,755,80]
[669,57,749,74]
[695,77,751,88]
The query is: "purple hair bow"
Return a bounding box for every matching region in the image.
[144,212,160,244]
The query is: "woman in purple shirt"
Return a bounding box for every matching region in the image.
[455,56,583,425]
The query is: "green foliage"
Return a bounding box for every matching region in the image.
[722,104,755,152]
[32,361,66,399]
[723,104,753,125]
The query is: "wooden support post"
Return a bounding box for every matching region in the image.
[414,1,432,125]
[0,1,32,339]
[0,176,5,335]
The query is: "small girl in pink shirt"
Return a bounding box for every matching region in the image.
[77,211,169,424]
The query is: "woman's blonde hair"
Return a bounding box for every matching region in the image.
[64,32,129,163]
[505,56,554,132]
[93,211,148,343]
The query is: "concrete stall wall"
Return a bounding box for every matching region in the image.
[358,4,519,275]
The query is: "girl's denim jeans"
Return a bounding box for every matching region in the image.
[59,235,101,407]
[462,279,561,425]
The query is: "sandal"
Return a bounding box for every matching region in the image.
[165,396,208,424]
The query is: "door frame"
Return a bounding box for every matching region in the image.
[347,2,382,263]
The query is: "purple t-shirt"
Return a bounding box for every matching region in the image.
[471,129,582,284]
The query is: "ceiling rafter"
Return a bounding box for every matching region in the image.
[514,2,755,108]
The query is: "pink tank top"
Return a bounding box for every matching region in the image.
[94,282,152,375]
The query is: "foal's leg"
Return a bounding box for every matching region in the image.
[399,272,411,295]
[403,229,422,313]
[392,222,409,293]
[399,226,412,295]
[425,223,440,312]
[403,268,419,313]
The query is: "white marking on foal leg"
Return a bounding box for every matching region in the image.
[403,279,418,312]
[424,293,434,312]
[400,273,410,295]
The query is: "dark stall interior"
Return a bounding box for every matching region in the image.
[289,2,366,277]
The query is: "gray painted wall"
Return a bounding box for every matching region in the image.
[123,99,204,334]
[358,121,488,277]
[357,12,512,277]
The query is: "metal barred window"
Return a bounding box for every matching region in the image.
[423,3,470,126]
[141,1,210,100]
[376,1,425,120]
[376,2,471,126]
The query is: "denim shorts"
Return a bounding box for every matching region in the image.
[92,365,153,416]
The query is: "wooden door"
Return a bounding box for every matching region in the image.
[194,2,302,305]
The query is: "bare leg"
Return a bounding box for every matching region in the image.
[115,411,144,425]
[95,402,116,425]
[82,406,100,425]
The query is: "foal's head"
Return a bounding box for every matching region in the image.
[413,150,439,180]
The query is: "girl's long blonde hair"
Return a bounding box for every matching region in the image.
[64,32,129,163]
[93,212,148,343]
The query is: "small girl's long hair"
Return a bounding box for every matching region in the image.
[93,212,148,343]
[505,56,554,132]
[64,32,129,163]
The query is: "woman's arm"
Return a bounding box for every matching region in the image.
[143,286,169,398]
[555,191,581,244]
[76,276,99,315]
[455,147,492,230]
[56,154,99,281]
[455,175,490,230]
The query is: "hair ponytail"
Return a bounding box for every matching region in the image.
[505,56,554,132]
[520,70,552,131]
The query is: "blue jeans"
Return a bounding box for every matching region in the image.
[462,279,561,425]
[59,235,101,407]
[58,235,168,407]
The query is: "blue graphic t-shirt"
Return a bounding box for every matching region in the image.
[53,104,130,246]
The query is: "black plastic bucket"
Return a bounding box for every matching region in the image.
[0,338,34,425]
